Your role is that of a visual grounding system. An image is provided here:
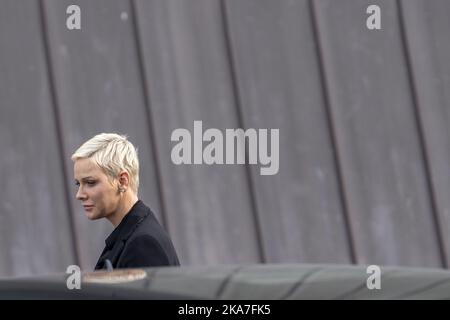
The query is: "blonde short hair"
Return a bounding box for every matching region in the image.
[71,133,139,193]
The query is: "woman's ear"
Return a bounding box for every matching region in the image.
[118,171,129,191]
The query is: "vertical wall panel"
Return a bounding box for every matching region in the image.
[134,0,262,265]
[400,0,450,266]
[223,0,353,263]
[312,0,442,267]
[0,0,76,276]
[42,0,163,270]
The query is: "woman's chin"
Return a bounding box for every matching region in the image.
[85,209,99,220]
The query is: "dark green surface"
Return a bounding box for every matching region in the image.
[2,264,450,299]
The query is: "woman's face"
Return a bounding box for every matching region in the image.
[74,158,120,221]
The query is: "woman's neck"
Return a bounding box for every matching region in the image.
[108,193,139,227]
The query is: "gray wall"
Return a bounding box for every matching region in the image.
[1,0,449,277]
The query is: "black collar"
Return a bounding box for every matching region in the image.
[104,200,149,249]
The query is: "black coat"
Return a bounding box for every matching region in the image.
[94,200,180,270]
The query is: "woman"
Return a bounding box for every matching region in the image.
[72,133,180,270]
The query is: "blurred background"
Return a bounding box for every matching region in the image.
[1,0,450,278]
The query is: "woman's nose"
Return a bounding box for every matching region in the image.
[76,187,87,200]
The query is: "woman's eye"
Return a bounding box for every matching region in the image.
[75,181,80,187]
[87,181,96,186]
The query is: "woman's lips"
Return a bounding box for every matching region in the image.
[83,205,94,211]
